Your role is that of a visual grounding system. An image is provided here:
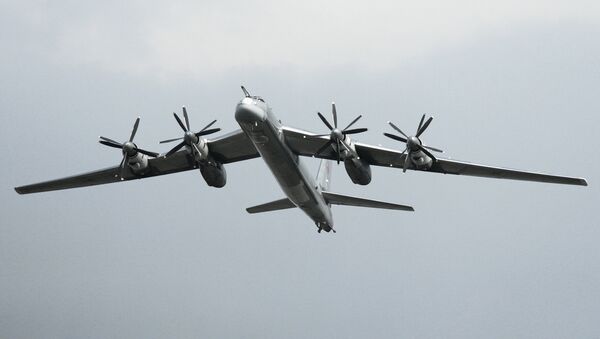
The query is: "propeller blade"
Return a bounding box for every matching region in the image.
[388,121,408,138]
[119,153,128,178]
[416,144,437,161]
[182,107,191,130]
[332,103,338,128]
[165,141,186,157]
[342,115,362,131]
[159,136,183,144]
[336,139,341,164]
[200,119,217,132]
[314,139,334,156]
[342,128,368,135]
[195,128,221,137]
[423,145,444,153]
[339,140,351,152]
[129,117,140,142]
[99,136,122,145]
[417,114,425,134]
[317,112,334,131]
[416,117,433,137]
[99,140,124,149]
[192,143,202,157]
[135,148,159,157]
[402,148,410,173]
[173,113,187,132]
[383,133,407,143]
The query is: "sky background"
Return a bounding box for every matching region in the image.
[1,1,599,338]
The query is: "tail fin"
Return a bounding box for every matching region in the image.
[321,191,414,211]
[316,159,332,192]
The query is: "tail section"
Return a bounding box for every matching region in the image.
[316,159,332,192]
[321,191,414,211]
[316,159,413,211]
[245,160,332,215]
[245,159,413,221]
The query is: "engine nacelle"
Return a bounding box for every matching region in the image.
[410,151,434,170]
[344,157,372,185]
[127,153,150,175]
[200,160,227,188]
[193,138,210,162]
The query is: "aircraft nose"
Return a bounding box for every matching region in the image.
[235,102,266,124]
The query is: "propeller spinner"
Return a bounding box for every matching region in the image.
[384,114,443,172]
[313,103,368,164]
[160,106,221,157]
[99,117,159,172]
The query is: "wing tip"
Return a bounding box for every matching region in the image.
[14,186,26,195]
[396,205,415,212]
[246,207,258,214]
[578,178,589,186]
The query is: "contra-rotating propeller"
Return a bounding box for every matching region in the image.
[313,103,368,164]
[160,106,221,157]
[384,114,444,172]
[99,117,159,170]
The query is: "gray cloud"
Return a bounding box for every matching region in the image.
[1,2,599,338]
[4,0,600,78]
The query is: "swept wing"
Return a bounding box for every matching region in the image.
[282,126,587,186]
[15,129,259,194]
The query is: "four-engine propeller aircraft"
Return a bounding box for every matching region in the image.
[15,86,588,233]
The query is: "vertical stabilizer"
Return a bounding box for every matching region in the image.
[316,159,332,192]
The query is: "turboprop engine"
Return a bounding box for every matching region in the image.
[98,117,159,178]
[312,102,371,185]
[125,152,149,174]
[384,114,444,172]
[160,106,226,187]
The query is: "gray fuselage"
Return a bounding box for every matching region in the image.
[235,96,334,231]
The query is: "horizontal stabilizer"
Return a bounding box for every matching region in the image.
[246,198,296,214]
[321,191,414,211]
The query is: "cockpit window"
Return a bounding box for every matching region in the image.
[252,96,265,102]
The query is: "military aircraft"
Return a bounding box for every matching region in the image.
[15,86,588,233]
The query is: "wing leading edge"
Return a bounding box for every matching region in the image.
[15,129,259,194]
[430,158,588,186]
[354,142,587,186]
[15,166,123,194]
[282,126,588,186]
[14,150,199,195]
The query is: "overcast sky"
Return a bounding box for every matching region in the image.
[1,1,600,338]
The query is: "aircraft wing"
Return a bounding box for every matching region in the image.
[207,129,260,164]
[15,129,259,194]
[282,126,588,186]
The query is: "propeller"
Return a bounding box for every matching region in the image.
[383,114,443,172]
[99,117,159,173]
[313,102,368,164]
[160,106,221,157]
